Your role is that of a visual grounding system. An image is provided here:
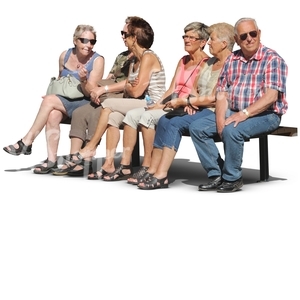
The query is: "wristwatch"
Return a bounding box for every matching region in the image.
[185,96,191,106]
[242,108,249,117]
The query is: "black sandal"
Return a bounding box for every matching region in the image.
[52,152,84,176]
[138,176,168,190]
[102,164,132,181]
[87,169,109,180]
[137,172,154,186]
[127,166,149,185]
[3,139,32,156]
[67,160,93,177]
[52,159,77,176]
[33,159,57,174]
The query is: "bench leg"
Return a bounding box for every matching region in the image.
[131,131,140,167]
[259,135,269,181]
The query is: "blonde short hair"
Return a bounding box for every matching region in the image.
[73,25,96,43]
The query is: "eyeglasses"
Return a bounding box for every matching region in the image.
[77,38,97,45]
[121,31,131,38]
[182,35,201,42]
[239,30,258,41]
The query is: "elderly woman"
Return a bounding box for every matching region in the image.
[103,21,211,182]
[58,16,167,178]
[137,22,236,189]
[3,24,104,174]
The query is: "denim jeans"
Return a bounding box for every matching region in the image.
[154,108,214,151]
[189,109,281,181]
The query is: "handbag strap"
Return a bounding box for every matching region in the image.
[177,57,208,95]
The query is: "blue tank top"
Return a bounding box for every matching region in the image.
[60,48,102,80]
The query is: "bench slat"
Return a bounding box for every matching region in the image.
[269,126,298,137]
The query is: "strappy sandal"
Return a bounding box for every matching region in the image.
[3,139,32,156]
[33,159,57,174]
[52,161,77,175]
[137,172,154,186]
[127,166,149,185]
[67,160,93,177]
[87,169,109,180]
[102,164,132,181]
[138,176,168,190]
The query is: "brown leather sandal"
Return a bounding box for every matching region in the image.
[127,166,149,185]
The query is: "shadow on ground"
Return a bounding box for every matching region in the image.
[92,154,286,187]
[4,154,286,187]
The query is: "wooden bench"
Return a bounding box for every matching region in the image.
[131,125,298,182]
[61,117,297,182]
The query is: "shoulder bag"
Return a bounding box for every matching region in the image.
[46,74,84,99]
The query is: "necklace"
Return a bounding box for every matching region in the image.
[74,51,93,68]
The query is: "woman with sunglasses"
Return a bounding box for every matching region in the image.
[52,17,134,176]
[62,16,166,179]
[103,21,210,182]
[3,24,104,174]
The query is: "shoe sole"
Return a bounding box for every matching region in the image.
[34,169,54,174]
[216,182,243,193]
[103,174,131,181]
[52,171,69,176]
[3,149,32,156]
[138,185,168,190]
[198,187,219,191]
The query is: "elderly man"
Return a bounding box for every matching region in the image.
[189,17,288,192]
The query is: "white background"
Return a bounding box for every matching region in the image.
[0,1,299,300]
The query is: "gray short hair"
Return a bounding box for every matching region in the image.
[234,17,258,35]
[184,22,210,41]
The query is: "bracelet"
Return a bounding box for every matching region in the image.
[104,85,109,92]
[80,78,87,83]
[185,96,191,106]
[186,96,191,106]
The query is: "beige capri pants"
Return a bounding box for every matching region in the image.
[123,107,167,130]
[101,97,147,127]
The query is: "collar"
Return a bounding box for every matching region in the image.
[233,43,264,62]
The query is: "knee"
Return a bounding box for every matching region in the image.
[47,110,63,127]
[222,125,234,138]
[125,110,135,122]
[72,107,82,120]
[102,107,112,114]
[125,111,140,128]
[42,94,57,107]
[139,112,154,129]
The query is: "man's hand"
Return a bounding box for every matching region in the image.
[224,111,248,127]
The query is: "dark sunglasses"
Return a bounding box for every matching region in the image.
[121,31,131,38]
[239,30,258,41]
[77,38,97,45]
